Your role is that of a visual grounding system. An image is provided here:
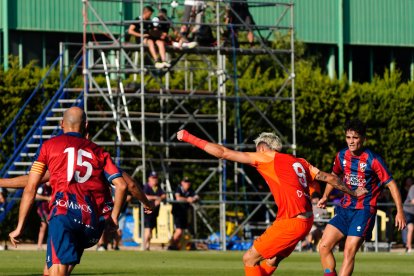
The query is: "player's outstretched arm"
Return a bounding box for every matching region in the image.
[121,171,154,213]
[177,130,254,164]
[386,180,406,230]
[9,171,44,247]
[110,176,128,226]
[315,171,367,198]
[0,171,50,189]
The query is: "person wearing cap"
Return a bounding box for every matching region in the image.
[168,177,199,250]
[143,171,166,250]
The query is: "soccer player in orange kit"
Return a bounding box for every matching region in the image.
[177,130,367,276]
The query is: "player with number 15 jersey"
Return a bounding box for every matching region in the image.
[33,132,122,228]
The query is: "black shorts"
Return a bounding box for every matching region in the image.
[405,212,414,224]
[144,214,157,229]
[173,213,188,229]
[229,6,255,30]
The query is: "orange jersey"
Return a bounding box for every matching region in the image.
[309,180,321,197]
[251,152,320,220]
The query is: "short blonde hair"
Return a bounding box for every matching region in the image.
[253,132,282,151]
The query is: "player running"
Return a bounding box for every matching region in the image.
[177,130,367,275]
[9,107,128,276]
[1,169,153,276]
[317,119,406,276]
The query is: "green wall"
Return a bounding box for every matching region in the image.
[293,0,414,46]
[8,0,140,33]
[3,0,414,46]
[345,0,414,46]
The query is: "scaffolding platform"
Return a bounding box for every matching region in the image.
[81,0,295,251]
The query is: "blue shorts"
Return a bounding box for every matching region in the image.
[328,206,376,240]
[405,212,414,224]
[46,215,105,268]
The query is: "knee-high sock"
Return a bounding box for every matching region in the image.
[244,265,262,276]
[259,261,277,275]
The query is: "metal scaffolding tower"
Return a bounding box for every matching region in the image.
[82,0,295,251]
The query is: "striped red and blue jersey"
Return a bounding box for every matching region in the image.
[35,132,122,229]
[332,148,393,211]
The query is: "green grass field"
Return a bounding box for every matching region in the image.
[0,250,413,275]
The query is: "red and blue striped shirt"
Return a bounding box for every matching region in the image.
[35,132,122,229]
[332,148,393,211]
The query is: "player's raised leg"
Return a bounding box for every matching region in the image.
[243,246,263,276]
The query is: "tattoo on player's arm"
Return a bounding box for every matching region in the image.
[315,172,327,181]
[332,178,355,196]
[316,172,355,196]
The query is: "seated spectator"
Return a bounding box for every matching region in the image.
[176,0,205,48]
[157,8,175,43]
[35,183,52,250]
[168,177,199,250]
[193,25,215,47]
[225,0,255,46]
[128,6,170,69]
[302,192,329,251]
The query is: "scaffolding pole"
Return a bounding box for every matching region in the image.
[82,0,296,251]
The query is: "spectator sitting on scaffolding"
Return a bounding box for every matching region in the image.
[225,0,256,47]
[174,0,204,49]
[157,8,176,44]
[128,5,171,69]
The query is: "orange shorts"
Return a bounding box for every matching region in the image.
[253,216,313,259]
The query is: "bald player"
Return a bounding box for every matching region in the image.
[1,168,153,276]
[177,130,367,276]
[9,107,128,276]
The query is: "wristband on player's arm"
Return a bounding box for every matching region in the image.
[181,130,208,150]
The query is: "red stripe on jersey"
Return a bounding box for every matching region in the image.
[51,238,61,264]
[341,151,353,208]
[355,154,368,209]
